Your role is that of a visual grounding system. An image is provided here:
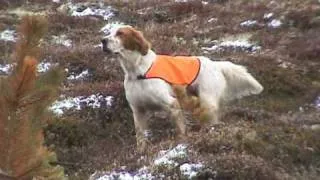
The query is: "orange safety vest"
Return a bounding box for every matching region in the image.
[139,55,201,85]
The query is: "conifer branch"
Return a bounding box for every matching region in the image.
[0,15,66,180]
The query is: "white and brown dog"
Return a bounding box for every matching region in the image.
[101,26,263,151]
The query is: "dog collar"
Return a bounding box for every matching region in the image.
[137,74,146,80]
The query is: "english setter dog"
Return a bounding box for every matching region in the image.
[101,26,263,151]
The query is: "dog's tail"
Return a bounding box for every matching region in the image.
[219,61,263,101]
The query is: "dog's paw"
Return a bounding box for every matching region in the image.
[136,137,151,153]
[137,141,149,153]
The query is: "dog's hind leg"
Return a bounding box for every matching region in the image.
[196,69,226,125]
[132,108,151,152]
[201,102,220,125]
[168,100,186,136]
[198,89,222,125]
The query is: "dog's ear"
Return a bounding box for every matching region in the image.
[131,29,150,55]
[118,27,150,55]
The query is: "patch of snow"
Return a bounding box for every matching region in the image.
[202,1,209,5]
[95,172,132,180]
[101,22,128,35]
[90,144,207,180]
[134,167,154,180]
[299,106,304,112]
[180,163,204,179]
[276,59,295,69]
[0,62,56,75]
[68,3,115,20]
[175,0,208,5]
[49,94,113,116]
[94,44,103,48]
[0,64,13,74]
[202,44,219,51]
[208,17,218,23]
[263,13,274,20]
[240,20,258,27]
[154,144,188,167]
[37,62,56,73]
[268,19,282,28]
[0,29,16,42]
[52,35,72,47]
[7,8,46,17]
[202,34,261,53]
[136,10,146,15]
[67,69,89,80]
[72,7,95,16]
[315,96,320,110]
[219,40,258,49]
[52,0,60,3]
[91,166,154,180]
[278,61,293,69]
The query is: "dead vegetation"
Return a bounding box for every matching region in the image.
[0,15,66,180]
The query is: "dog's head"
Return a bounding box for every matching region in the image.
[101,26,150,56]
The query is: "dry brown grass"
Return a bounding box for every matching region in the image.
[106,0,171,10]
[0,0,23,9]
[241,55,319,111]
[42,44,123,83]
[0,0,60,9]
[48,14,103,34]
[190,112,320,179]
[286,8,320,30]
[208,153,281,180]
[286,29,320,62]
[0,41,15,63]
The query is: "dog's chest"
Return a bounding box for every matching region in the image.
[124,79,172,109]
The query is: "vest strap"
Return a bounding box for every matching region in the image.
[137,75,146,80]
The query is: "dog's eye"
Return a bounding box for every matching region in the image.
[116,31,123,36]
[105,31,111,36]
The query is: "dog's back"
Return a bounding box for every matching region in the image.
[196,57,263,102]
[216,61,263,101]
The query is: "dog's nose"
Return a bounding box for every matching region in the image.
[101,39,107,45]
[101,39,111,53]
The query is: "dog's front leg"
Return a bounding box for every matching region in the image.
[132,108,151,152]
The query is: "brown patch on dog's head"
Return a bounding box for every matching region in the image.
[116,27,150,55]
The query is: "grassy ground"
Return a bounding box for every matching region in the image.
[1,0,320,179]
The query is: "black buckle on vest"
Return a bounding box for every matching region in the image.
[137,75,145,80]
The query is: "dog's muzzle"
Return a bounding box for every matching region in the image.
[101,39,111,53]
